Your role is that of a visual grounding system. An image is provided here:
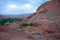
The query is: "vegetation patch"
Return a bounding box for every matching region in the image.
[0,18,23,25]
[19,23,38,29]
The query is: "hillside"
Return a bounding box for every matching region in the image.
[24,0,60,39]
[26,0,60,23]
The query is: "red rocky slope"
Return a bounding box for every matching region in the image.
[24,0,60,40]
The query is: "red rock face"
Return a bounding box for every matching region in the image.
[24,0,60,40]
[26,0,60,22]
[37,0,60,13]
[24,20,57,35]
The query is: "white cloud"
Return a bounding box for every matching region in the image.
[8,4,17,8]
[27,0,34,3]
[2,3,36,15]
[20,4,32,9]
[46,0,51,1]
[27,0,42,3]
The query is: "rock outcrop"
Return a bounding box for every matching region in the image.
[26,0,60,22]
[24,0,60,40]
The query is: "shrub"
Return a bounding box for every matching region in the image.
[20,23,29,27]
[19,23,38,28]
[0,18,23,25]
[8,18,23,23]
[19,23,29,29]
[29,23,36,26]
[0,19,8,25]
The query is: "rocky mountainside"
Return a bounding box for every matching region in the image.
[24,0,60,39]
[26,0,60,23]
[0,0,60,40]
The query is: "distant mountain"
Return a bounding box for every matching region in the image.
[0,13,32,19]
[0,15,4,19]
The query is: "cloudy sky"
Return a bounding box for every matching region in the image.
[0,0,49,15]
